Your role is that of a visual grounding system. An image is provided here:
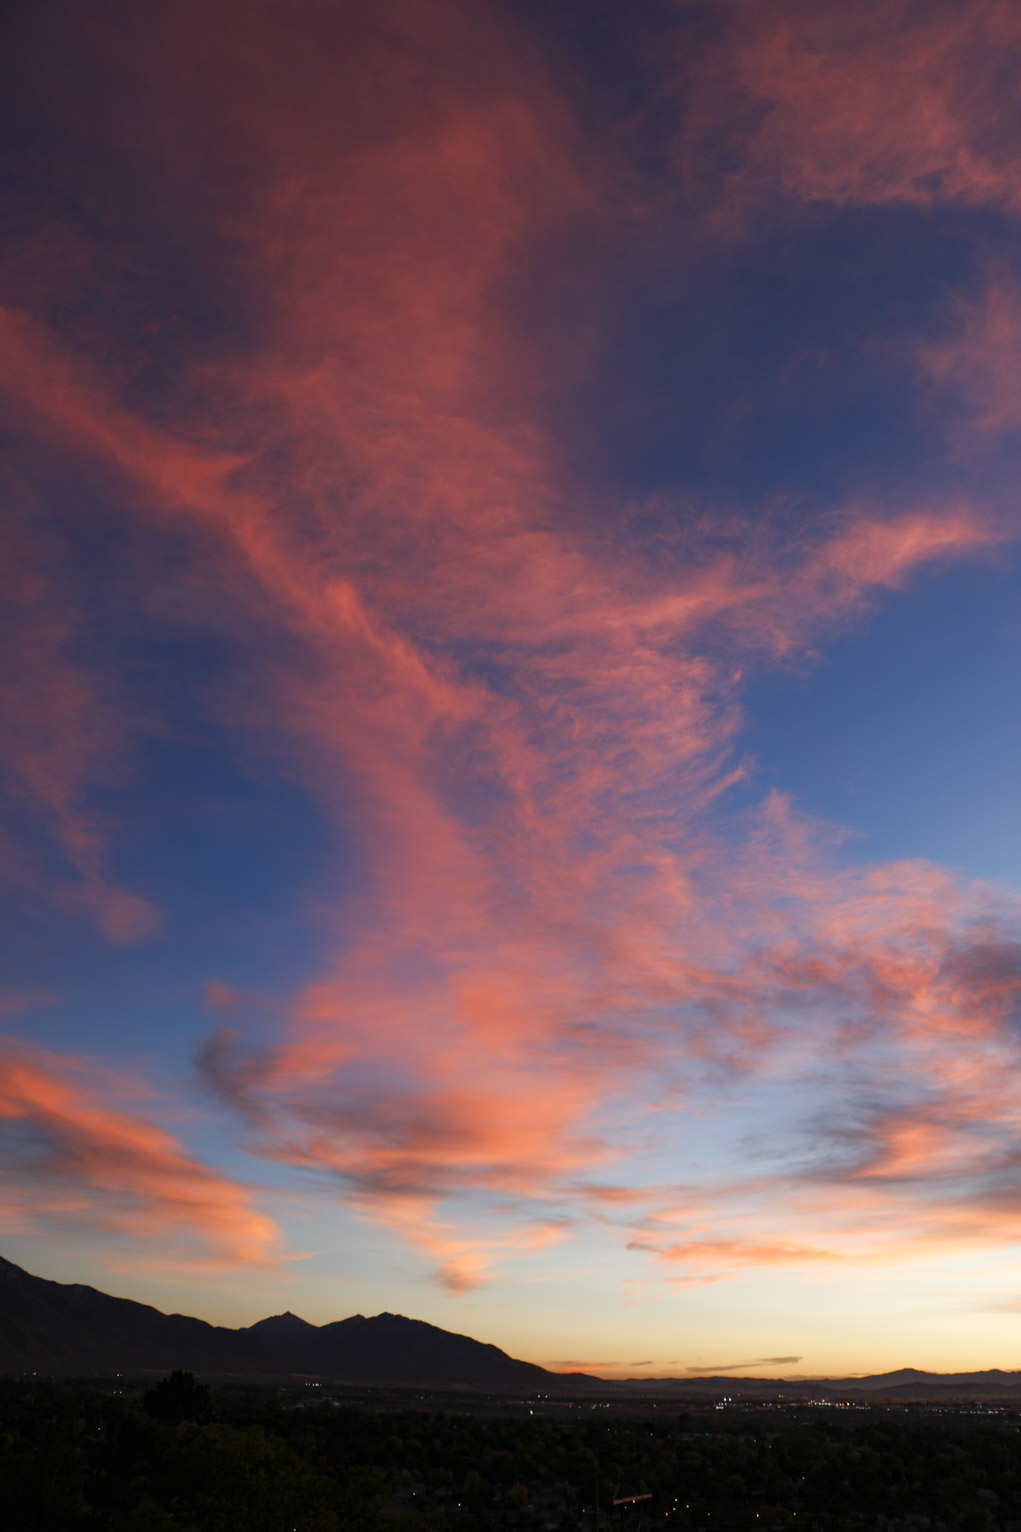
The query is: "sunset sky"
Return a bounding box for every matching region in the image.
[5,0,1021,1380]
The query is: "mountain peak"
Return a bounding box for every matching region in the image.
[247,1310,318,1335]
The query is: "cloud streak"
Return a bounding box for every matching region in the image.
[687,1357,802,1375]
[0,1040,278,1267]
[1,0,1021,1306]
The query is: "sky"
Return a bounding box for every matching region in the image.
[4,0,1021,1381]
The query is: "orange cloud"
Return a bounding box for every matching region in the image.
[1,209,1007,1287]
[0,1039,278,1267]
[1,0,1021,1294]
[629,1237,837,1270]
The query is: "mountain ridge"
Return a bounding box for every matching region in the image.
[0,1255,581,1389]
[3,1256,1021,1396]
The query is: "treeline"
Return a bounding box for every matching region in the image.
[2,1376,1020,1530]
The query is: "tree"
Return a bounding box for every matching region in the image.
[143,1371,211,1425]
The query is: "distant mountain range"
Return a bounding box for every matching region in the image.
[4,1255,1021,1398]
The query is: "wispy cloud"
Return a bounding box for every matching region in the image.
[679,0,1021,217]
[0,498,158,942]
[1,0,1021,1301]
[687,1357,802,1374]
[0,1040,278,1268]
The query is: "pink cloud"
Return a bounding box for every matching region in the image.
[1,0,1021,1292]
[628,1236,838,1269]
[0,1039,279,1267]
[0,500,159,941]
[680,0,1021,216]
[916,265,1021,441]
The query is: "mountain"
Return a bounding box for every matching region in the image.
[244,1311,319,1338]
[820,1367,1021,1397]
[0,1255,259,1376]
[594,1369,1021,1400]
[248,1309,558,1390]
[0,1255,586,1389]
[5,1255,1021,1397]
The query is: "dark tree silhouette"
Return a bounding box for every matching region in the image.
[143,1369,211,1424]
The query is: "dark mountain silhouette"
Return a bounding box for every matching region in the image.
[243,1311,318,1338]
[840,1366,1021,1390]
[0,1255,583,1389]
[594,1368,1021,1399]
[0,1255,257,1376]
[245,1308,560,1389]
[4,1255,1021,1397]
